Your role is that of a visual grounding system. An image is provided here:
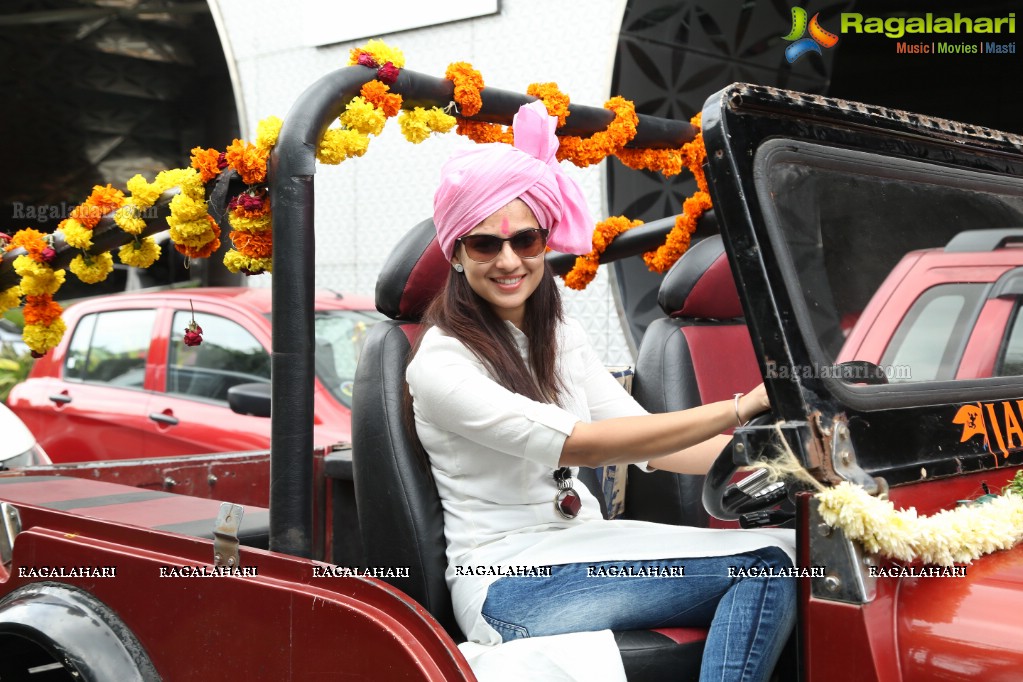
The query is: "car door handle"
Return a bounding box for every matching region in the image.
[48,393,72,405]
[149,412,179,426]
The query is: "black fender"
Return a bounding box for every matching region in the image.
[0,582,159,681]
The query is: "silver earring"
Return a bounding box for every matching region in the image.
[453,263,464,273]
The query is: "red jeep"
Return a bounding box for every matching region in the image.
[0,67,1021,681]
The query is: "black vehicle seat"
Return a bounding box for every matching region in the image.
[352,218,706,681]
[627,235,761,529]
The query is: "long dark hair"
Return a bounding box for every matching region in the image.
[403,262,567,459]
[427,264,565,402]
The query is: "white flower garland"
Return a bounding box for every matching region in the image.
[816,482,1023,566]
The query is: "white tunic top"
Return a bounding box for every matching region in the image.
[406,318,794,649]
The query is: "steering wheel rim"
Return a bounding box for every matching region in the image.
[701,412,778,521]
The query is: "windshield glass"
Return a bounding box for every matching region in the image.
[264,309,385,408]
[756,140,1023,388]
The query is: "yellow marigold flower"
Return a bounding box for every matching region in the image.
[115,204,148,235]
[154,168,204,199]
[119,237,162,269]
[350,39,405,69]
[60,220,93,250]
[13,256,65,296]
[69,252,114,284]
[126,174,161,207]
[0,285,20,314]
[398,107,457,144]
[340,98,386,136]
[169,218,216,248]
[317,129,369,165]
[228,212,272,234]
[256,116,284,151]
[224,249,272,274]
[23,318,66,356]
[169,194,209,223]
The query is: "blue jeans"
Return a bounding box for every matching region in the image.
[481,546,795,682]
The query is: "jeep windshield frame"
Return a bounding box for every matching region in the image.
[701,83,1023,489]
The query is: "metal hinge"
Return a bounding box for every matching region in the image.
[0,502,21,569]
[212,502,245,568]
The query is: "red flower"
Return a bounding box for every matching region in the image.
[377,62,400,85]
[183,300,203,347]
[40,247,56,263]
[184,322,203,347]
[217,152,229,170]
[356,52,377,68]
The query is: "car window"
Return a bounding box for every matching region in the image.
[167,311,270,403]
[64,309,156,388]
[998,302,1023,377]
[880,284,985,383]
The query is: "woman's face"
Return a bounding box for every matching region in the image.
[452,199,546,328]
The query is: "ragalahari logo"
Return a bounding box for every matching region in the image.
[782,7,839,62]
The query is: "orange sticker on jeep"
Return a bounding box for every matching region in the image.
[954,401,1023,461]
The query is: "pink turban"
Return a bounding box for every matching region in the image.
[433,100,595,260]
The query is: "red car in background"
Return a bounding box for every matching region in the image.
[7,287,383,462]
[837,228,1023,382]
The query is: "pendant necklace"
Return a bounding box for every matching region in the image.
[553,467,582,519]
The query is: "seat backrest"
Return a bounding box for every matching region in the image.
[628,235,761,528]
[351,218,465,640]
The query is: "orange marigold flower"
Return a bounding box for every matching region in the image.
[360,81,403,118]
[230,229,273,259]
[225,139,270,185]
[527,82,570,127]
[8,228,48,256]
[23,294,63,326]
[88,184,126,215]
[191,146,225,183]
[445,62,485,117]
[616,148,685,176]
[456,120,512,145]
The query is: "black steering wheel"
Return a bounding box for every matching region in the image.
[702,412,791,525]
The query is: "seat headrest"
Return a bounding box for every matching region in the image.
[375,218,450,321]
[657,235,743,320]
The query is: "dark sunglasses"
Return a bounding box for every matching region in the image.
[456,228,549,263]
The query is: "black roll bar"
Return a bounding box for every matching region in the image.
[269,64,699,557]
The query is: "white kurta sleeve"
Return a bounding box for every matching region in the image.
[408,330,578,470]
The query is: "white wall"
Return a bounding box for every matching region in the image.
[210,0,634,363]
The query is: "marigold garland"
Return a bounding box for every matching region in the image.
[564,217,643,291]
[527,82,571,127]
[643,190,712,274]
[445,62,484,117]
[2,38,718,354]
[556,97,638,168]
[456,119,513,145]
[816,481,1023,567]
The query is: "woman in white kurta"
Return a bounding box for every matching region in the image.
[406,100,795,682]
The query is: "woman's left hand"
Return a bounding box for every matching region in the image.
[737,383,770,424]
